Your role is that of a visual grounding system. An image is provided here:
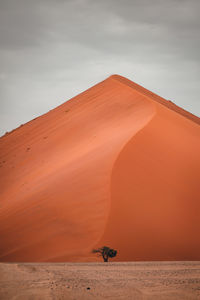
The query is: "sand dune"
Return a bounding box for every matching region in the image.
[0,75,199,262]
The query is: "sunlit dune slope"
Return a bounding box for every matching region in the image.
[0,75,199,262]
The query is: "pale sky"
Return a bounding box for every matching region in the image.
[0,0,200,136]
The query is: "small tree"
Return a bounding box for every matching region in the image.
[92,246,117,262]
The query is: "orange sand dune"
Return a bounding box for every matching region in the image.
[0,75,199,262]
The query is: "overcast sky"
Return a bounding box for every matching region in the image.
[0,0,200,136]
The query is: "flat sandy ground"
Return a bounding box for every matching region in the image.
[0,262,200,299]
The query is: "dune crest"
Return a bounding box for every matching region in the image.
[0,75,199,262]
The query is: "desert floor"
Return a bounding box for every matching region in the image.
[0,261,200,299]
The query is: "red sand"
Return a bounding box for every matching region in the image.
[0,75,199,262]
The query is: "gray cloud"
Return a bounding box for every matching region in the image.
[0,0,200,135]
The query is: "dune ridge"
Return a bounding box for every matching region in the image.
[110,75,200,124]
[0,75,199,262]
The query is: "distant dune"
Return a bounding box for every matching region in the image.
[0,75,199,262]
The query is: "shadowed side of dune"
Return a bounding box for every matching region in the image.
[98,99,200,261]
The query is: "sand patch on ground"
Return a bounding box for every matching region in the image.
[0,262,200,299]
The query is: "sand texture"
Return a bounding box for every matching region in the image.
[0,262,200,299]
[0,75,200,262]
